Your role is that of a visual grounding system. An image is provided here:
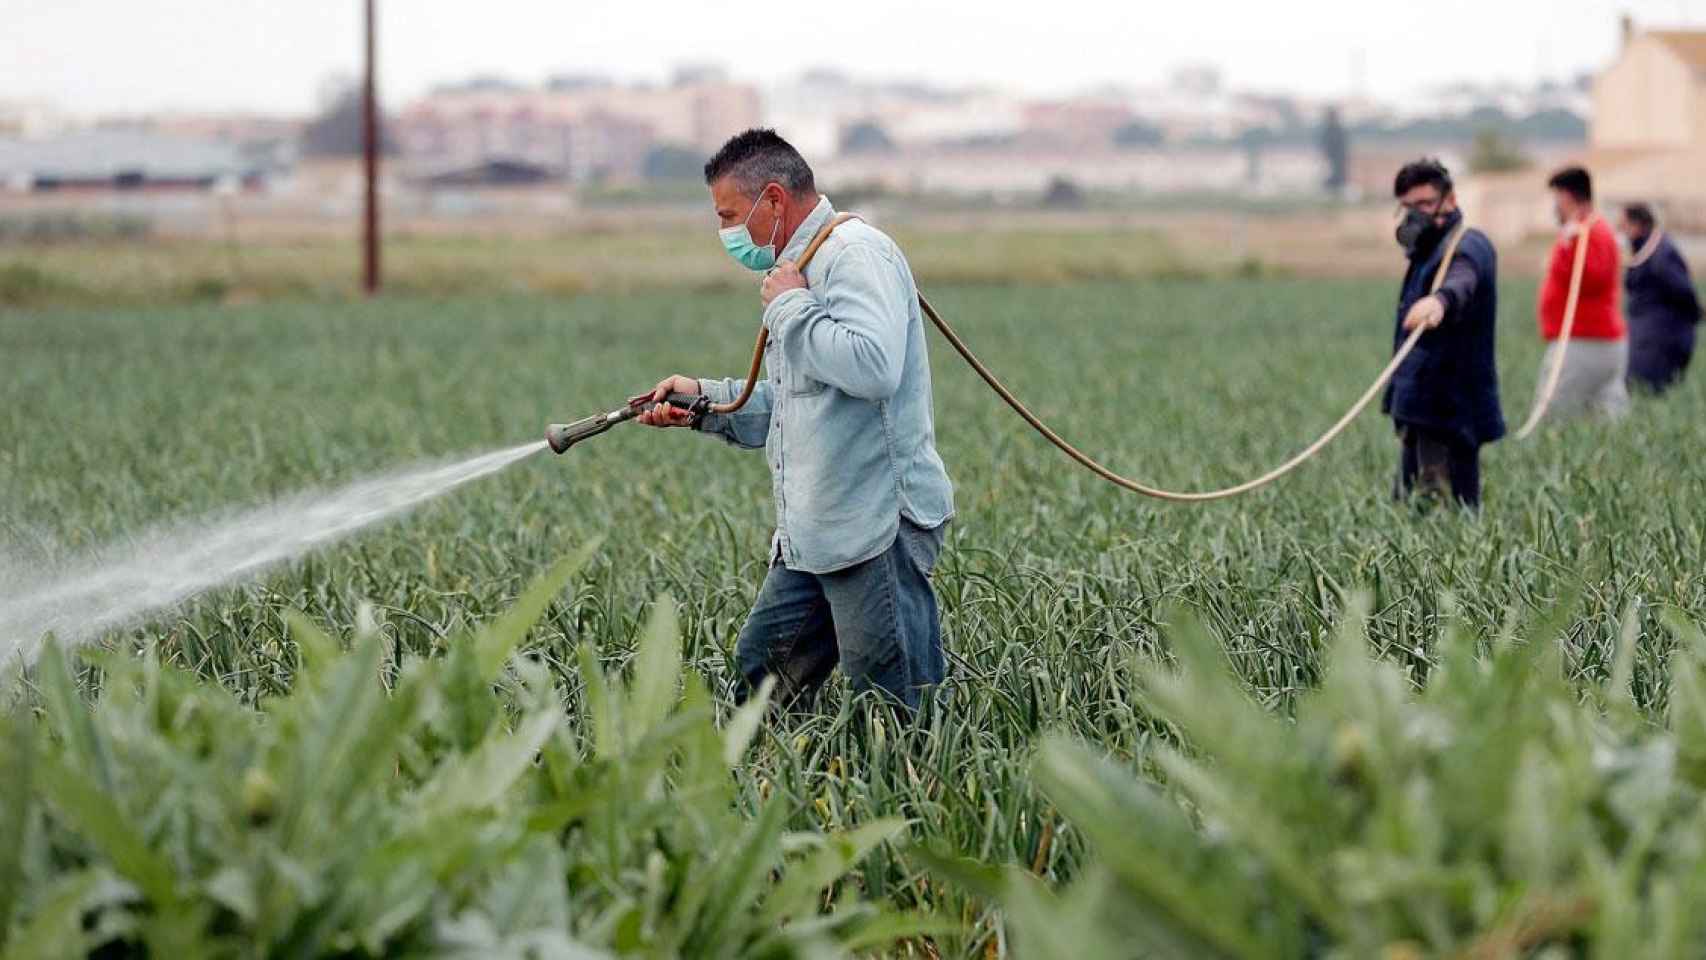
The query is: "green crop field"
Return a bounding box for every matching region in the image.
[4,277,1706,957]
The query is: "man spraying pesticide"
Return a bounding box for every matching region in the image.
[626,129,953,713]
[1383,159,1504,508]
[541,140,1597,710]
[542,140,1509,716]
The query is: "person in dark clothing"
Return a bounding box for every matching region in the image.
[1620,203,1702,393]
[1381,159,1505,508]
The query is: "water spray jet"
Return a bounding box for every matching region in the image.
[0,440,547,666]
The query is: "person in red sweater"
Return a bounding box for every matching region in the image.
[1533,166,1628,423]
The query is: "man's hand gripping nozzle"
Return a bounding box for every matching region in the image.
[545,393,709,454]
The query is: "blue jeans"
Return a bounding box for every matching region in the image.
[735,519,945,711]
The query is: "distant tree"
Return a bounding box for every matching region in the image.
[839,121,896,155]
[1041,176,1085,209]
[1466,105,1510,130]
[1512,108,1588,142]
[1111,120,1165,148]
[301,85,396,157]
[1349,107,1585,146]
[1319,106,1349,193]
[1467,128,1531,174]
[642,144,703,180]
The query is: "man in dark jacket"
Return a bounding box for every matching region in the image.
[1381,159,1505,507]
[1620,202,1702,393]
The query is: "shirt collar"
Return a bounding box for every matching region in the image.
[778,195,834,263]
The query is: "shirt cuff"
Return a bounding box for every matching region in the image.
[697,376,736,405]
[691,376,734,434]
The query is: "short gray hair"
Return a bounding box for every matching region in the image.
[703,128,816,197]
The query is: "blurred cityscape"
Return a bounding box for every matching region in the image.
[1,14,1702,249]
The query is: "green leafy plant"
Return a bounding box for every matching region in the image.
[954,601,1706,958]
[0,549,920,958]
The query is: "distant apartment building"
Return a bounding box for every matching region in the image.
[885,93,1026,146]
[1117,67,1291,143]
[395,69,760,183]
[765,71,1026,157]
[778,64,1334,196]
[821,141,1327,197]
[767,63,1334,169]
[1020,98,1135,148]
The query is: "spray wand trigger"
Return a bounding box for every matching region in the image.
[545,392,709,454]
[628,391,709,414]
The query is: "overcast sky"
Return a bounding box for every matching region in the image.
[3,0,1702,116]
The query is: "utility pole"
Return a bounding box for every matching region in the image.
[362,0,381,294]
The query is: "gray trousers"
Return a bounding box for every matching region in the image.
[1533,339,1629,425]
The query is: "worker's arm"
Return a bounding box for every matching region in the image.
[1431,256,1480,315]
[1655,247,1704,320]
[1404,255,1480,331]
[637,374,771,449]
[763,243,910,401]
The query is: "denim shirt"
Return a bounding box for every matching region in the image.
[694,196,955,574]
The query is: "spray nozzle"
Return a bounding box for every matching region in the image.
[545,392,708,454]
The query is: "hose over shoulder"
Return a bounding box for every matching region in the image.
[707,212,862,416]
[710,217,1473,503]
[917,221,1465,502]
[1512,216,1596,440]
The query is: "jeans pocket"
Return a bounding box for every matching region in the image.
[896,519,942,577]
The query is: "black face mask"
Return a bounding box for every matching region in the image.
[1397,202,1462,257]
[1395,206,1443,256]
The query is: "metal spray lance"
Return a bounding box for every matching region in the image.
[544,392,710,454]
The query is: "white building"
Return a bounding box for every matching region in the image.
[0,100,74,140]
